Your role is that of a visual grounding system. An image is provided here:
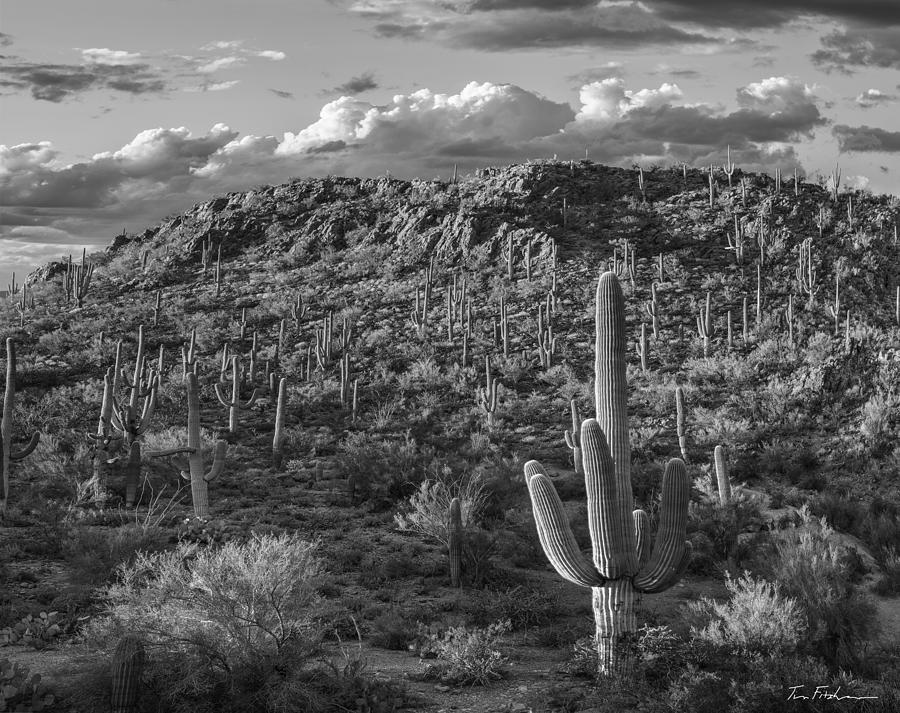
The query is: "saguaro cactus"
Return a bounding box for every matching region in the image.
[111,635,145,713]
[525,272,691,676]
[181,372,227,518]
[272,377,288,469]
[449,497,463,588]
[1,339,41,512]
[214,356,259,433]
[564,399,583,475]
[713,445,732,505]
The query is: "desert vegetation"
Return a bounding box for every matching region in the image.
[1,159,899,712]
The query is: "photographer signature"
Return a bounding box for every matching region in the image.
[787,685,878,701]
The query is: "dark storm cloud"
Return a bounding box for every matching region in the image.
[833,125,900,153]
[812,27,900,71]
[648,0,900,29]
[331,72,379,95]
[0,61,169,102]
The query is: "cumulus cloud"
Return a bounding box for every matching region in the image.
[1,77,829,270]
[855,89,897,107]
[330,72,379,95]
[257,50,286,60]
[833,125,900,152]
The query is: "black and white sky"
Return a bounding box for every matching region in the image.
[1,0,899,287]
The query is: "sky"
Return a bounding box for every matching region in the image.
[2,0,900,290]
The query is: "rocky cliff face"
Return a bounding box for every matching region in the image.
[95,161,706,274]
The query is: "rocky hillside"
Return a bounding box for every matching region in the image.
[3,159,900,713]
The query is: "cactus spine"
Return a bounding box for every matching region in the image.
[1,339,41,512]
[525,272,690,676]
[449,497,462,588]
[111,635,145,713]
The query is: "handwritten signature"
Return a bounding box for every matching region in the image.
[787,685,879,701]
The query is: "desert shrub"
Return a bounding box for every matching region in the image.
[368,607,418,650]
[771,509,877,667]
[82,534,325,713]
[872,547,900,596]
[336,431,437,508]
[394,471,487,547]
[466,585,560,629]
[63,524,170,585]
[417,619,511,685]
[685,572,806,656]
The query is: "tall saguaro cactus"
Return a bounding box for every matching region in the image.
[1,339,41,512]
[525,272,691,676]
[181,372,227,518]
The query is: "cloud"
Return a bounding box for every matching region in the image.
[0,33,12,47]
[197,56,244,73]
[1,42,286,102]
[330,72,379,95]
[812,26,900,71]
[201,40,245,51]
[567,62,625,86]
[0,60,167,101]
[833,125,900,152]
[648,0,900,29]
[854,89,897,107]
[349,0,724,50]
[80,48,144,65]
[1,77,828,270]
[270,88,294,99]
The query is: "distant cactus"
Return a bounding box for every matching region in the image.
[449,497,462,588]
[1,339,41,512]
[181,372,227,518]
[525,272,690,676]
[272,377,288,470]
[111,635,144,713]
[563,399,583,475]
[110,325,158,445]
[214,356,259,433]
[675,386,688,463]
[713,445,732,505]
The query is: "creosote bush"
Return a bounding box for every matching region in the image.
[82,533,326,713]
[685,571,806,656]
[416,619,511,686]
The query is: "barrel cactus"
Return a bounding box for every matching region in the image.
[524,271,691,676]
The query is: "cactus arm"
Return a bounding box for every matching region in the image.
[564,430,576,448]
[581,418,633,578]
[213,382,231,407]
[633,458,690,593]
[9,432,40,460]
[526,460,606,588]
[204,440,227,482]
[633,509,651,569]
[241,388,260,409]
